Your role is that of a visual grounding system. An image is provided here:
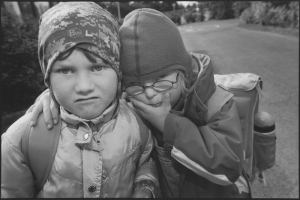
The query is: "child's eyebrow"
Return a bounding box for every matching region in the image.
[94,57,112,67]
[124,81,143,86]
[93,62,111,68]
[52,63,74,69]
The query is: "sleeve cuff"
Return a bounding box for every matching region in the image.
[163,113,180,148]
[133,180,161,198]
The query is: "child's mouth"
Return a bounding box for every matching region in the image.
[76,97,99,103]
[149,102,162,107]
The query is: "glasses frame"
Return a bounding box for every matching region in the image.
[125,72,179,96]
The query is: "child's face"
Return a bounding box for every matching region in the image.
[124,71,182,108]
[50,49,118,120]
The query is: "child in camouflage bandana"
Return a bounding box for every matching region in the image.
[1,2,159,198]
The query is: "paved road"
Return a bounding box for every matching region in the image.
[178,19,299,198]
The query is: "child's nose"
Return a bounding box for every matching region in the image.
[144,86,158,98]
[75,73,94,93]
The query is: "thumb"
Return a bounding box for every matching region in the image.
[162,93,171,106]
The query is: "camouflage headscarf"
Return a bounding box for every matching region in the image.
[38,2,121,87]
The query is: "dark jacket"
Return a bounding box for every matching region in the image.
[151,53,251,198]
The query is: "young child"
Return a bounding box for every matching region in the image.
[120,8,251,198]
[27,8,251,198]
[1,3,159,198]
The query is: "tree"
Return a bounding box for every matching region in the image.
[269,1,292,7]
[232,1,251,18]
[239,1,298,28]
[208,1,235,20]
[1,8,46,115]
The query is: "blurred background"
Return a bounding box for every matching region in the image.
[1,1,299,198]
[1,1,298,120]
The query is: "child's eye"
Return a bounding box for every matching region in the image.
[60,69,71,74]
[91,65,103,72]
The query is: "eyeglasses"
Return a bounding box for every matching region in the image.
[125,72,179,96]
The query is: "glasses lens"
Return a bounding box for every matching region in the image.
[153,81,173,91]
[126,86,144,95]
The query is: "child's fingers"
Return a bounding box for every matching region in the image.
[41,95,54,130]
[29,100,46,127]
[28,89,51,126]
[50,97,60,125]
[128,97,143,110]
[29,104,39,127]
[128,97,150,112]
[160,93,171,112]
[162,93,171,106]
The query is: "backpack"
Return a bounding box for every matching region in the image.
[213,73,276,185]
[21,113,61,195]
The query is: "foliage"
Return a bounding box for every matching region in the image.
[240,1,299,28]
[96,2,134,19]
[2,1,298,117]
[96,1,182,20]
[184,12,196,23]
[1,8,46,115]
[95,1,238,23]
[208,1,235,20]
[153,1,179,12]
[232,1,251,18]
[210,2,226,20]
[170,14,181,25]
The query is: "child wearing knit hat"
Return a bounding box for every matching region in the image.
[119,8,251,198]
[1,3,159,198]
[27,8,250,198]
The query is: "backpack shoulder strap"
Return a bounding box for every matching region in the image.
[22,113,61,191]
[206,85,233,121]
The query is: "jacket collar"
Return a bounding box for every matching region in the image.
[60,98,119,148]
[188,53,215,102]
[60,98,118,126]
[176,53,216,116]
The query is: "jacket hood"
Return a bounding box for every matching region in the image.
[185,53,216,104]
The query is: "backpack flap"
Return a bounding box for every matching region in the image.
[214,73,262,179]
[214,73,261,92]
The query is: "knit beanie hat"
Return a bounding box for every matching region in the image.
[38,2,121,87]
[119,8,192,84]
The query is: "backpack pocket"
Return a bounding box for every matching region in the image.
[253,127,276,171]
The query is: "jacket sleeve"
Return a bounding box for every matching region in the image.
[163,97,244,186]
[130,108,160,197]
[1,114,35,198]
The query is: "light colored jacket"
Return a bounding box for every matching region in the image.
[1,99,158,198]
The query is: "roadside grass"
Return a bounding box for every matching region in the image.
[238,23,299,38]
